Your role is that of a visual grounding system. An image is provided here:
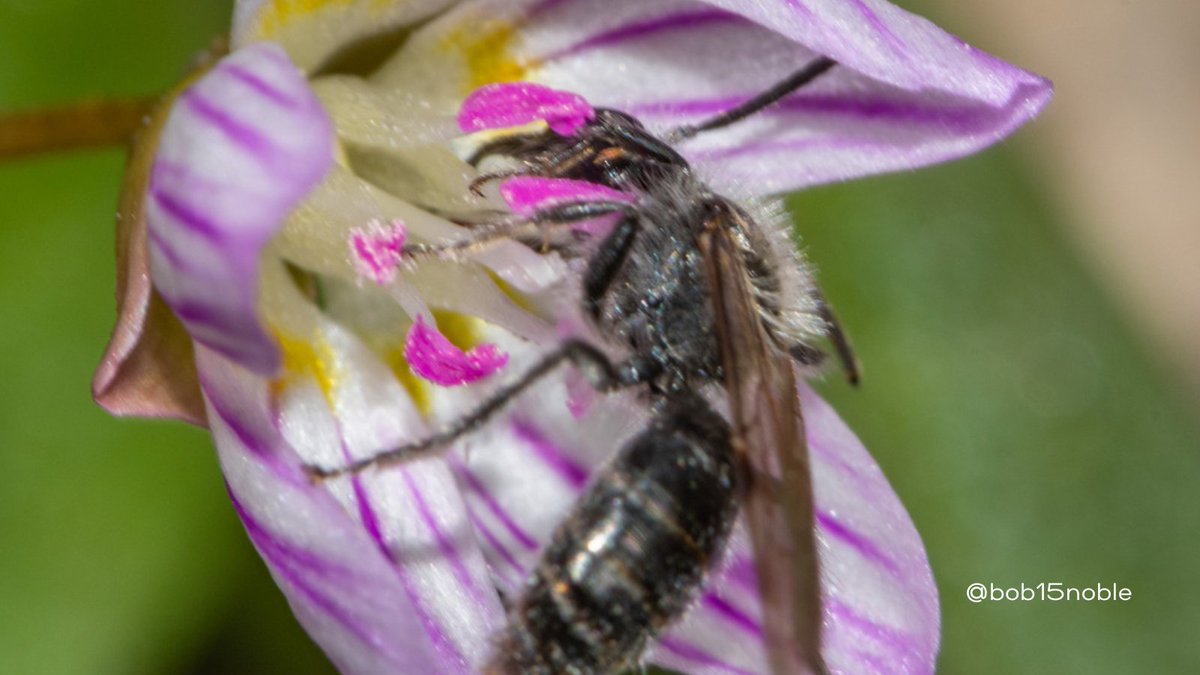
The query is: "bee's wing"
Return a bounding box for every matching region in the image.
[699,212,826,675]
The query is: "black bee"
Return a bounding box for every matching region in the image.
[309,56,856,675]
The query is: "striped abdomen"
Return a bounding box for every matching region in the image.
[487,396,739,675]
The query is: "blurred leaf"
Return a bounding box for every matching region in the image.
[0,2,330,674]
[0,150,228,674]
[796,148,1200,673]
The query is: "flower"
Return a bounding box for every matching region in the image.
[93,1,1050,673]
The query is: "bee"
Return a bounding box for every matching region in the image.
[308,55,857,675]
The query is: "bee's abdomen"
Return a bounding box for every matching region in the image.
[488,398,738,675]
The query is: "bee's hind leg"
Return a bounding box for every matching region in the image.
[813,288,860,387]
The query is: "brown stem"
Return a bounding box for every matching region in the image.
[0,96,161,161]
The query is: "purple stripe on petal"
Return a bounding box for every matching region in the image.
[524,0,570,18]
[782,0,816,20]
[771,94,990,129]
[350,475,387,549]
[349,474,468,669]
[466,506,527,581]
[848,648,892,675]
[510,417,589,489]
[688,136,870,164]
[451,459,540,551]
[826,598,923,662]
[657,637,757,675]
[207,390,274,462]
[146,228,202,276]
[150,186,223,242]
[543,10,747,61]
[809,432,876,493]
[847,0,909,59]
[224,63,304,108]
[199,373,302,487]
[232,489,359,586]
[169,300,276,371]
[725,554,758,593]
[169,299,241,328]
[401,470,491,605]
[701,592,762,637]
[816,510,902,577]
[627,97,740,118]
[231,493,402,663]
[181,89,277,163]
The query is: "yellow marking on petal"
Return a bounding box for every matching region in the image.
[255,0,393,39]
[431,310,488,350]
[256,0,352,38]
[385,346,434,417]
[485,270,536,313]
[274,330,340,407]
[441,19,529,91]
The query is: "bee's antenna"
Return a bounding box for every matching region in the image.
[668,56,837,142]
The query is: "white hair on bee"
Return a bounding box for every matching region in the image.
[618,169,826,367]
[736,195,829,352]
[689,166,828,356]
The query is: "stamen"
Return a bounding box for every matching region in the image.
[458,82,594,136]
[349,219,408,285]
[405,317,509,387]
[499,176,635,218]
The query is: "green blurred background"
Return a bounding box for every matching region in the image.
[0,2,1196,674]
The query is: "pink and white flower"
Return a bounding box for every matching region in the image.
[94,1,1050,673]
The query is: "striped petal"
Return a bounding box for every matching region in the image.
[233,0,456,71]
[458,374,938,674]
[201,355,445,674]
[197,251,525,672]
[147,43,334,374]
[377,0,1050,193]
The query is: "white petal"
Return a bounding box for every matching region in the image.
[378,0,1050,193]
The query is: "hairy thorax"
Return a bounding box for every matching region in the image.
[593,178,725,393]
